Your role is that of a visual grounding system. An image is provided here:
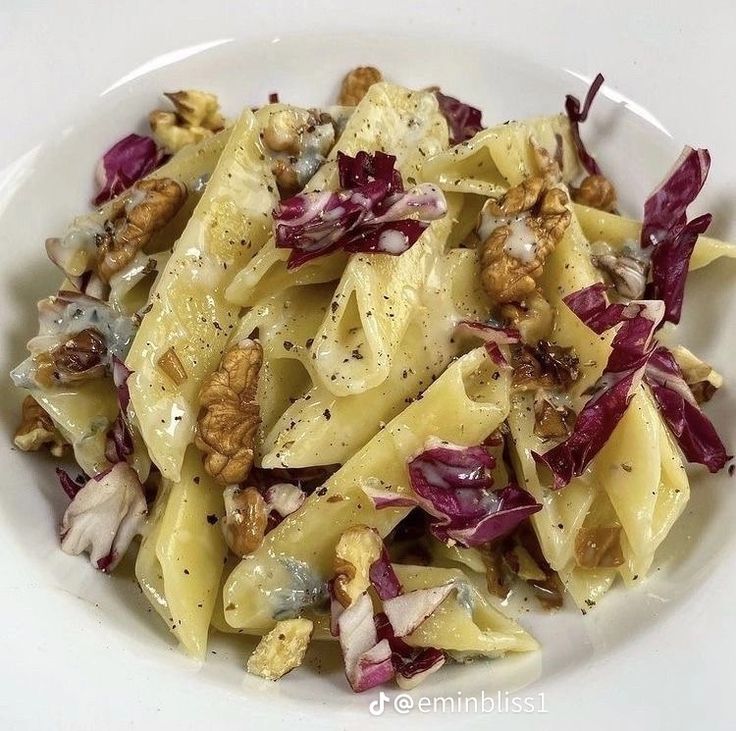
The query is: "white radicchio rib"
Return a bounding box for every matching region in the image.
[60,462,147,572]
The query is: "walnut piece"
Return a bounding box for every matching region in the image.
[533,395,575,440]
[247,618,314,680]
[510,340,580,392]
[261,108,337,196]
[35,328,108,387]
[195,338,262,484]
[97,177,187,282]
[14,395,65,457]
[338,66,383,106]
[221,485,268,557]
[574,525,624,568]
[499,290,554,343]
[333,525,383,608]
[571,174,617,212]
[157,346,188,385]
[529,135,563,185]
[592,250,648,299]
[149,89,225,153]
[479,177,572,303]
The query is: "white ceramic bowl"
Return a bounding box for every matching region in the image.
[1,2,735,728]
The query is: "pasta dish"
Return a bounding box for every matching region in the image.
[10,67,733,690]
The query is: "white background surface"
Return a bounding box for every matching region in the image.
[1,1,735,729]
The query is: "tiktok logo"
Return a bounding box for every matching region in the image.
[368,691,390,716]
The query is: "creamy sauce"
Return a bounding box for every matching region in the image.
[47,216,105,277]
[502,217,538,264]
[378,228,409,254]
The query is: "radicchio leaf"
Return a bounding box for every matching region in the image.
[454,320,521,345]
[337,592,395,692]
[60,462,147,571]
[645,347,729,471]
[93,134,165,205]
[369,548,403,600]
[406,442,541,546]
[564,73,605,176]
[534,285,664,488]
[374,612,446,689]
[56,467,85,500]
[434,90,484,145]
[381,583,456,638]
[273,151,447,268]
[641,146,712,323]
[264,482,306,518]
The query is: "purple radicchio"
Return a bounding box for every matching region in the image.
[60,462,147,572]
[273,151,447,268]
[532,283,725,488]
[362,440,541,547]
[56,467,86,500]
[433,90,484,145]
[533,284,664,487]
[374,612,446,690]
[645,346,729,471]
[454,320,521,367]
[105,357,135,464]
[369,547,403,601]
[641,146,712,324]
[336,592,395,692]
[565,73,606,176]
[93,133,166,205]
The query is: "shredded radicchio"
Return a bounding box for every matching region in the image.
[337,592,395,692]
[369,547,403,601]
[641,146,712,324]
[433,90,484,145]
[60,462,147,571]
[105,356,135,464]
[645,347,729,471]
[273,151,447,268]
[56,468,85,500]
[535,283,728,486]
[363,441,541,546]
[374,612,446,690]
[565,73,605,176]
[455,320,521,367]
[93,133,166,206]
[534,284,664,488]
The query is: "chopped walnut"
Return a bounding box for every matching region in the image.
[481,524,564,610]
[574,525,624,569]
[247,617,314,680]
[195,338,262,484]
[479,177,572,303]
[510,340,579,392]
[221,485,268,557]
[157,346,187,385]
[149,89,225,153]
[571,174,617,212]
[479,542,511,600]
[261,108,337,196]
[592,250,648,299]
[34,328,108,387]
[13,396,65,457]
[529,135,563,185]
[96,177,187,281]
[533,395,575,439]
[671,345,723,404]
[338,66,383,106]
[333,525,383,608]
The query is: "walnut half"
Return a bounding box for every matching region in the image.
[149,89,225,153]
[97,177,187,282]
[478,176,572,304]
[195,339,262,485]
[338,66,383,106]
[14,396,65,457]
[222,485,268,557]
